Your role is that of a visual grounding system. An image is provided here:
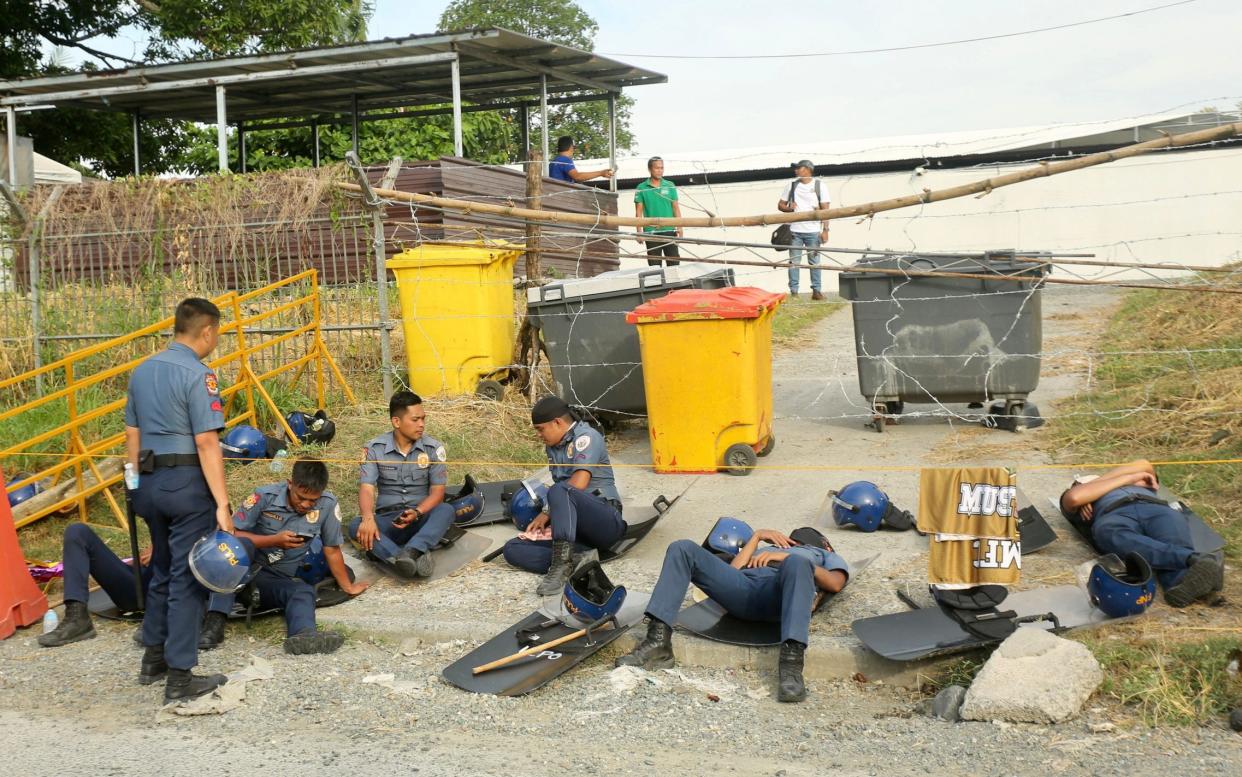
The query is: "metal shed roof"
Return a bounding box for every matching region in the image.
[0,28,667,122]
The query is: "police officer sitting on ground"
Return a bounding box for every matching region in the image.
[502,396,625,596]
[1060,459,1224,607]
[37,524,153,647]
[616,526,850,703]
[349,391,454,579]
[199,458,368,653]
[125,297,233,703]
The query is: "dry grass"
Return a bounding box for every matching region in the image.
[771,296,843,348]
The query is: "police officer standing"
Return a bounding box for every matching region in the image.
[125,298,232,703]
[349,391,454,579]
[507,396,625,596]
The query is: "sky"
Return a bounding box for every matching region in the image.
[370,0,1242,156]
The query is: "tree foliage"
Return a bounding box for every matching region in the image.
[438,0,636,158]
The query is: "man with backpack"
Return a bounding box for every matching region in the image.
[776,160,830,300]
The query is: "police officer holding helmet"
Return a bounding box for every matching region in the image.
[125,298,233,703]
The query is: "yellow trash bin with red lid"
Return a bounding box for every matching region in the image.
[387,242,520,399]
[626,287,785,475]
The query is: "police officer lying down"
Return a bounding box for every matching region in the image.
[503,396,625,596]
[616,527,850,703]
[349,391,455,579]
[1060,459,1224,607]
[200,458,367,654]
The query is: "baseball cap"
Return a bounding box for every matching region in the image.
[791,159,814,171]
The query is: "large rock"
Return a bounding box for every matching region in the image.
[960,628,1102,724]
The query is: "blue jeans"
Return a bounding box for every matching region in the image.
[1092,502,1195,589]
[348,502,455,562]
[646,540,818,645]
[788,232,822,294]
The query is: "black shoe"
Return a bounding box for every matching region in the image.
[37,601,95,647]
[405,548,434,578]
[615,619,675,670]
[392,549,419,579]
[536,540,574,596]
[283,629,345,655]
[138,645,168,685]
[778,640,808,703]
[1166,555,1220,607]
[198,611,227,651]
[163,668,226,703]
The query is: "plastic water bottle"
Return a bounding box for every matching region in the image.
[124,462,140,490]
[269,449,289,474]
[42,609,58,634]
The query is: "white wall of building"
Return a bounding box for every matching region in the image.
[615,147,1242,293]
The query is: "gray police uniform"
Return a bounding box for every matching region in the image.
[125,341,224,669]
[348,432,455,560]
[646,539,851,646]
[208,483,343,636]
[501,420,626,573]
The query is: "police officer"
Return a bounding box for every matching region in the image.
[617,527,850,703]
[349,391,454,579]
[503,396,625,596]
[200,458,368,653]
[1060,460,1224,606]
[125,297,232,703]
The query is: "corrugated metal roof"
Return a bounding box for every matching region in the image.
[0,28,666,122]
[593,107,1225,180]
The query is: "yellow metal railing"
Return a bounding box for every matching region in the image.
[1,270,355,531]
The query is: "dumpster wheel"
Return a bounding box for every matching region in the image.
[757,433,776,457]
[723,443,759,476]
[475,380,505,402]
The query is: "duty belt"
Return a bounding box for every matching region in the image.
[1095,492,1168,516]
[152,453,201,469]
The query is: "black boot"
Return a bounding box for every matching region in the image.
[615,618,675,670]
[37,601,95,647]
[198,611,227,650]
[536,540,574,596]
[284,628,345,655]
[778,640,808,703]
[163,668,227,703]
[1166,554,1220,607]
[138,644,168,685]
[396,548,434,578]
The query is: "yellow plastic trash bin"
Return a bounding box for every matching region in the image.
[386,243,520,398]
[626,287,785,475]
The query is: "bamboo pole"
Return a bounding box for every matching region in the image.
[337,122,1242,231]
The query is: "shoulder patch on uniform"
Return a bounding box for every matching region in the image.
[416,452,430,469]
[210,400,223,412]
[204,374,219,395]
[574,434,591,452]
[334,504,342,521]
[242,492,259,509]
[361,447,370,463]
[306,509,319,524]
[435,445,447,462]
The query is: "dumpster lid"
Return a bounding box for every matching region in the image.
[839,251,1053,279]
[526,262,729,304]
[626,287,785,323]
[387,241,523,269]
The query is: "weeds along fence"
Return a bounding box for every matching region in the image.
[0,168,386,399]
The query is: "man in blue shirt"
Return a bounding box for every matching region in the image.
[502,395,625,595]
[125,297,232,703]
[548,135,614,185]
[1060,460,1223,606]
[200,458,368,653]
[349,391,454,579]
[617,526,851,703]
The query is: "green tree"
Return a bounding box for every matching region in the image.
[438,0,636,159]
[3,0,372,177]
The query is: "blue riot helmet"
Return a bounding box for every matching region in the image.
[220,425,268,461]
[508,481,549,531]
[1087,552,1156,618]
[285,409,336,445]
[448,475,486,525]
[7,473,43,508]
[295,536,329,586]
[562,560,626,625]
[701,517,754,559]
[188,531,253,593]
[831,481,889,532]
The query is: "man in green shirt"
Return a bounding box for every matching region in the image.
[634,156,682,267]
